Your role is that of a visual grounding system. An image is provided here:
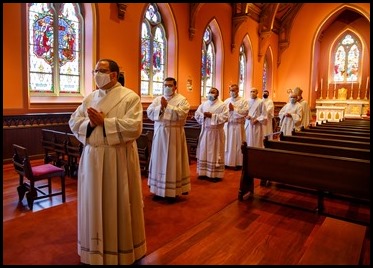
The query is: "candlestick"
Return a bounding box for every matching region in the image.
[357,81,361,99]
[364,76,369,100]
[319,78,323,99]
[320,81,322,100]
[366,76,369,90]
[350,81,353,100]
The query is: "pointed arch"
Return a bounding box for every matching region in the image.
[200,18,224,98]
[310,4,370,103]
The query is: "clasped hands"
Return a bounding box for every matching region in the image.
[246,115,258,124]
[204,112,212,118]
[87,107,105,127]
[161,96,168,109]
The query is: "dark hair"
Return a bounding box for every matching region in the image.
[99,59,120,79]
[118,72,125,86]
[211,87,219,96]
[164,77,177,86]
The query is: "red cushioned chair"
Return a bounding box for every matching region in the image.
[12,144,66,210]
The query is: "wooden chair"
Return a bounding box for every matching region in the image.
[41,128,58,164]
[12,144,66,210]
[136,131,153,175]
[66,133,83,177]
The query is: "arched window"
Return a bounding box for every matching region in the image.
[262,57,268,91]
[333,33,361,83]
[28,3,83,96]
[238,44,246,97]
[141,3,167,96]
[201,26,215,98]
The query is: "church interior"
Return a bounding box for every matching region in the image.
[2,3,370,265]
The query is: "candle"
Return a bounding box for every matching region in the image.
[366,77,370,90]
[315,84,318,92]
[351,81,353,90]
[321,78,323,91]
[334,81,336,90]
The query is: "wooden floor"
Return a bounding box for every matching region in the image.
[3,160,370,265]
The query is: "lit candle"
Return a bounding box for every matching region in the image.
[315,84,318,92]
[366,77,370,90]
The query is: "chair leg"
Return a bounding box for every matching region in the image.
[47,178,51,194]
[26,188,37,210]
[61,176,66,203]
[17,184,28,202]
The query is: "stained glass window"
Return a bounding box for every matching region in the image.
[262,57,268,91]
[333,33,361,83]
[201,26,215,98]
[28,3,82,95]
[141,3,167,96]
[238,44,246,97]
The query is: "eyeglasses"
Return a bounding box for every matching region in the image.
[92,69,111,75]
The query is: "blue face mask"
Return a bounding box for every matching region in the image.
[290,97,297,104]
[164,86,173,96]
[208,94,216,102]
[230,92,237,98]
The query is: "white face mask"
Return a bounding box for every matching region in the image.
[230,92,237,98]
[94,72,111,88]
[164,86,173,96]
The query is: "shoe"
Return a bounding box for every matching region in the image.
[182,192,189,195]
[152,195,164,201]
[198,176,206,180]
[211,177,222,183]
[165,196,177,203]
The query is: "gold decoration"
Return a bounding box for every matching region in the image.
[337,87,347,100]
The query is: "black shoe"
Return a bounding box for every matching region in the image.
[165,196,177,203]
[211,177,222,183]
[182,192,189,195]
[198,176,206,180]
[152,195,164,201]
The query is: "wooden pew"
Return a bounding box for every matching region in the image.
[292,130,370,143]
[298,217,367,265]
[315,122,370,131]
[280,133,370,150]
[323,120,370,127]
[301,126,370,137]
[263,138,370,160]
[238,142,370,214]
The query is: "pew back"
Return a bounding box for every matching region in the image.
[239,145,370,204]
[291,130,370,143]
[279,134,370,149]
[263,139,370,160]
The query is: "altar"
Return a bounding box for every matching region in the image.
[315,87,370,124]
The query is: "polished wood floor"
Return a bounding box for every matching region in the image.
[3,159,370,265]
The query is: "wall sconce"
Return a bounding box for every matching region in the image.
[117,3,127,20]
[187,77,193,91]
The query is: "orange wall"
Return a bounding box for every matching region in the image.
[3,3,370,115]
[3,4,24,111]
